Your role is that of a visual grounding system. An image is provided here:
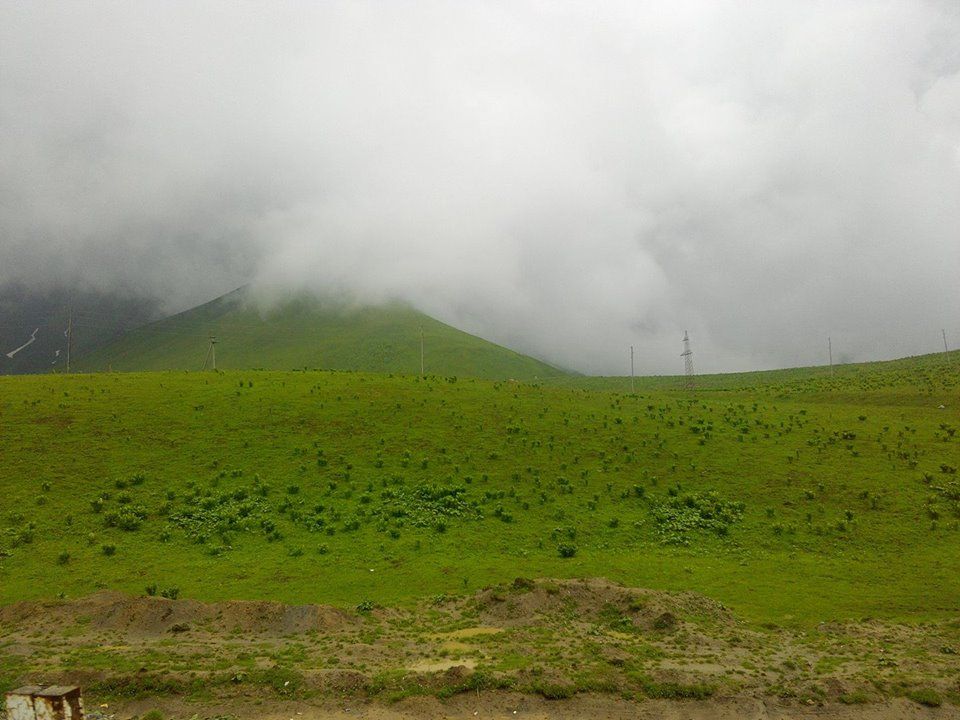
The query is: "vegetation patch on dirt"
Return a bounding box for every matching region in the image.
[2,579,959,713]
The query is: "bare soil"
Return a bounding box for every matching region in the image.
[2,579,958,719]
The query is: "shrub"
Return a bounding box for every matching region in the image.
[557,543,577,558]
[101,544,117,556]
[104,505,147,531]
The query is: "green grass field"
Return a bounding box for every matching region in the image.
[77,287,566,381]
[1,352,958,628]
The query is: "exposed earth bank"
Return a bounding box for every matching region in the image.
[107,693,960,719]
[2,579,958,719]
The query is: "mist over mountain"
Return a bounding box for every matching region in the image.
[2,2,959,374]
[0,284,159,374]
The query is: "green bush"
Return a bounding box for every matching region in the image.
[104,505,147,531]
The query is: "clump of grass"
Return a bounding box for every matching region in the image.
[906,688,941,707]
[839,690,870,704]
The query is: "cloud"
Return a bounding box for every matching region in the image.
[2,0,959,373]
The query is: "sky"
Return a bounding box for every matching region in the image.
[1,0,959,375]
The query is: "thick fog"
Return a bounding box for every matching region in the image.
[2,1,959,374]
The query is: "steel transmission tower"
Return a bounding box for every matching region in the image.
[202,335,218,370]
[681,331,695,389]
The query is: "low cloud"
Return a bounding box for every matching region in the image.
[2,1,959,373]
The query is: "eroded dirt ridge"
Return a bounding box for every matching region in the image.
[2,579,958,714]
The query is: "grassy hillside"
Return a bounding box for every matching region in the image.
[555,349,960,394]
[76,288,565,381]
[1,352,958,627]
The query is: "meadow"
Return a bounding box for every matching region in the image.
[1,352,958,630]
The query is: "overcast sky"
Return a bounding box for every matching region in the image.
[2,1,959,374]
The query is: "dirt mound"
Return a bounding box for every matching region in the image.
[0,590,355,637]
[469,577,734,631]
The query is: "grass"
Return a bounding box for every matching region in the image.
[0,351,958,628]
[906,687,943,707]
[552,348,959,394]
[76,287,566,381]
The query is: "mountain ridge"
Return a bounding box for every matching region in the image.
[77,286,568,380]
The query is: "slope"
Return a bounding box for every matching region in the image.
[0,283,158,375]
[552,348,960,394]
[78,287,566,380]
[0,353,957,626]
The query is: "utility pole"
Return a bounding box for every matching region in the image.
[828,336,833,376]
[681,331,694,390]
[630,345,635,393]
[419,327,424,376]
[943,329,949,354]
[65,310,72,373]
[202,335,218,371]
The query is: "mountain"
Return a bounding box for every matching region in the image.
[0,284,159,375]
[77,287,567,380]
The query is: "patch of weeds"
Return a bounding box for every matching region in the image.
[906,688,941,707]
[371,484,480,528]
[839,690,870,704]
[104,505,147,532]
[245,666,304,694]
[649,491,744,545]
[635,675,715,699]
[435,670,513,699]
[88,675,198,699]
